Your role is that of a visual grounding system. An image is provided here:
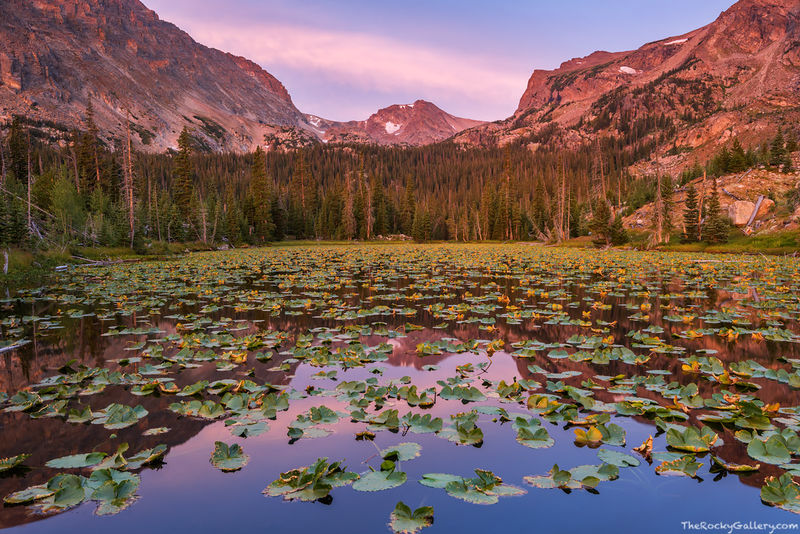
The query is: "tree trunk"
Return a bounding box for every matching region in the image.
[651,172,664,246]
[155,191,162,242]
[94,147,101,190]
[0,137,6,186]
[27,133,32,236]
[126,112,135,248]
[71,146,80,195]
[697,170,707,241]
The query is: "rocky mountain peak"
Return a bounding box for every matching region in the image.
[456,0,800,171]
[309,100,485,146]
[0,0,306,152]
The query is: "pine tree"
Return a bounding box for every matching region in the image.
[371,176,388,237]
[248,146,274,242]
[411,207,431,242]
[786,132,798,153]
[173,127,194,220]
[704,178,728,244]
[411,208,423,242]
[770,128,786,169]
[479,185,494,241]
[729,139,748,173]
[8,197,27,246]
[589,200,611,247]
[0,194,8,246]
[271,195,286,241]
[402,179,415,235]
[682,184,700,242]
[783,153,794,174]
[421,210,432,242]
[7,117,27,183]
[568,199,583,238]
[303,166,318,238]
[342,174,356,240]
[718,146,732,174]
[609,214,628,246]
[223,190,241,243]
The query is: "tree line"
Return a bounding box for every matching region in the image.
[0,108,796,251]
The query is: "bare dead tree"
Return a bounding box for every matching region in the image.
[595,138,607,201]
[27,131,32,235]
[125,111,135,248]
[0,132,6,186]
[697,170,708,241]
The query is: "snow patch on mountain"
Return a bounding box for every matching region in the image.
[619,66,637,75]
[385,121,402,134]
[663,38,688,46]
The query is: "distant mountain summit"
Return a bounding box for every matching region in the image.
[456,0,800,162]
[307,100,485,146]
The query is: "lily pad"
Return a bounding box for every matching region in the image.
[210,442,249,472]
[390,501,434,534]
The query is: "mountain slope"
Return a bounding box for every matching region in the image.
[307,100,485,146]
[0,0,311,151]
[0,0,486,152]
[456,0,800,164]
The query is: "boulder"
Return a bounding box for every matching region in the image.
[728,200,756,226]
[755,198,775,220]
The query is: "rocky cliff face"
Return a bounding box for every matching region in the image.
[0,0,312,151]
[308,100,485,147]
[0,0,485,152]
[456,0,800,165]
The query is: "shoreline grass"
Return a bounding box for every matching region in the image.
[4,232,798,289]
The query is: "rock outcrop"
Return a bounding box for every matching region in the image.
[729,200,757,226]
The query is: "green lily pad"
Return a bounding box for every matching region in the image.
[46,452,107,469]
[747,435,792,465]
[264,458,358,502]
[596,449,640,467]
[390,501,434,534]
[380,443,422,462]
[0,453,31,472]
[655,455,702,477]
[352,470,407,492]
[210,442,249,472]
[4,484,55,504]
[666,425,719,453]
[761,473,800,513]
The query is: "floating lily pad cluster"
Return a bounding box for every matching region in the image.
[1,245,800,531]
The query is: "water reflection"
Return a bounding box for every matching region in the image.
[0,247,799,531]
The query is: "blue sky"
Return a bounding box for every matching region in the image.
[141,0,737,122]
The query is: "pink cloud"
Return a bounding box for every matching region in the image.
[173,20,529,120]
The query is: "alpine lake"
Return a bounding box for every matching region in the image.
[1,244,800,533]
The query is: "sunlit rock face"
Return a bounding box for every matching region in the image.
[455,0,800,165]
[0,0,310,152]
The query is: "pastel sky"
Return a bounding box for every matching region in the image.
[141,0,737,122]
